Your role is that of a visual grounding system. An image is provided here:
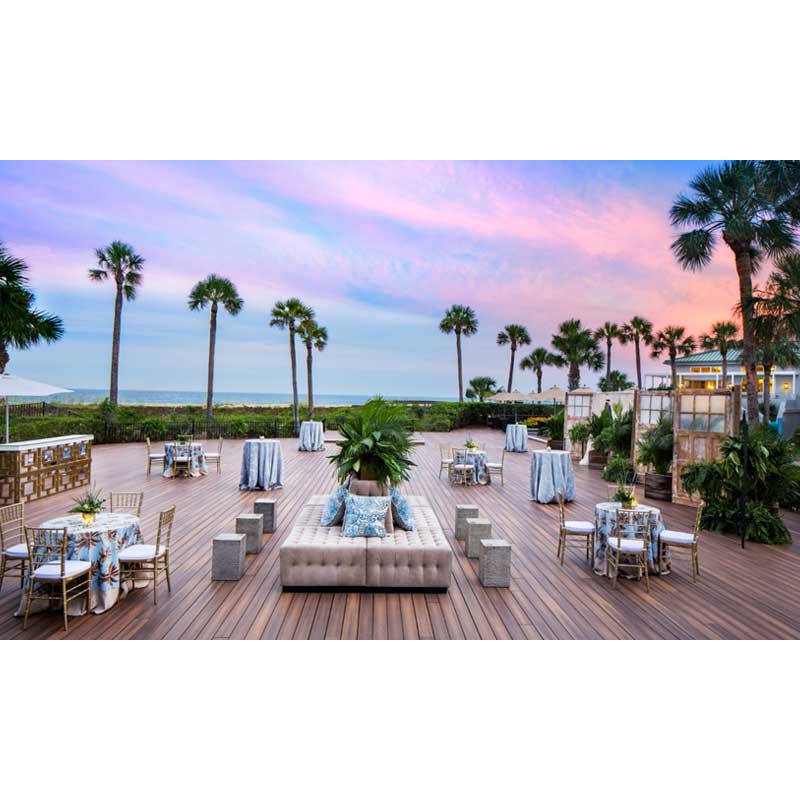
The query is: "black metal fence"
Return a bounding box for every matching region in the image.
[93,417,302,444]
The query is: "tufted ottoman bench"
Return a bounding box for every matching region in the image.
[280,496,452,589]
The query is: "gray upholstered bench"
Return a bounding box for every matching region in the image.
[280,496,452,589]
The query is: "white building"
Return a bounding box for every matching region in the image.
[646,348,799,399]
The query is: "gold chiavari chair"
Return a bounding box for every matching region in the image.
[109,491,144,517]
[658,501,703,581]
[607,509,652,591]
[23,526,92,632]
[556,491,594,565]
[0,502,28,592]
[205,436,223,473]
[486,449,505,486]
[118,506,176,605]
[451,448,476,486]
[438,443,454,479]
[146,437,165,475]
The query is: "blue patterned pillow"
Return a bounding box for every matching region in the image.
[341,494,391,538]
[321,484,349,526]
[389,486,416,531]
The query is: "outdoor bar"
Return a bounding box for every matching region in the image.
[0,434,93,506]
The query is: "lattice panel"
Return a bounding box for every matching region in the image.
[0,441,92,506]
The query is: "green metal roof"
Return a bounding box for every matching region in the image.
[671,349,743,366]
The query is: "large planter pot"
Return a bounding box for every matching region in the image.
[547,438,565,450]
[644,472,672,502]
[588,450,609,471]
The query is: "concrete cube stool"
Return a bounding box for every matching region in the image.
[212,533,246,580]
[236,513,264,554]
[479,538,511,587]
[455,505,480,541]
[465,517,492,558]
[253,499,277,533]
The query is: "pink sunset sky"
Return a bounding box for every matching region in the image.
[0,160,740,398]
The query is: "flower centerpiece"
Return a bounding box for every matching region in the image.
[611,475,638,509]
[176,433,190,444]
[70,485,106,525]
[464,438,478,452]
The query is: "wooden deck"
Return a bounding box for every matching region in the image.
[2,428,799,640]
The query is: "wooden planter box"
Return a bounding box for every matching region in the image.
[547,438,565,450]
[588,450,609,471]
[644,472,672,502]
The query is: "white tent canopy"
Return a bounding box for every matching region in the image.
[488,386,565,404]
[0,373,71,443]
[487,390,540,403]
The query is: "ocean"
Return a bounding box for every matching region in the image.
[32,388,456,407]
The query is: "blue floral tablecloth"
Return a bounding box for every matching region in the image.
[453,449,489,484]
[593,502,670,576]
[240,439,285,491]
[299,421,325,452]
[163,443,207,477]
[505,423,528,452]
[16,512,144,617]
[530,450,575,503]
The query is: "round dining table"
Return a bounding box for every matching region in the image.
[530,449,575,503]
[16,512,145,618]
[593,501,669,576]
[239,438,285,491]
[299,420,325,452]
[163,442,207,477]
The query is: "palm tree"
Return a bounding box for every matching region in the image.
[89,241,145,405]
[670,160,797,421]
[755,252,800,335]
[620,316,654,389]
[751,311,797,419]
[598,370,634,392]
[550,319,604,391]
[519,347,555,394]
[439,305,479,402]
[651,326,696,388]
[297,319,328,419]
[188,274,244,427]
[465,376,498,401]
[0,243,64,374]
[699,320,739,387]
[270,298,314,427]
[594,322,624,383]
[496,324,531,392]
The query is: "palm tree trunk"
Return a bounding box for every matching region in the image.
[206,302,217,428]
[734,246,760,421]
[306,342,314,419]
[606,340,612,381]
[634,337,642,389]
[762,360,773,422]
[289,324,299,427]
[456,332,464,402]
[721,352,728,387]
[568,362,579,391]
[507,346,515,392]
[536,367,542,394]
[109,281,123,405]
[670,358,678,389]
[0,341,8,374]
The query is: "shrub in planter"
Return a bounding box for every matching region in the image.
[603,455,634,484]
[568,422,591,459]
[637,414,673,501]
[546,410,565,449]
[680,426,797,545]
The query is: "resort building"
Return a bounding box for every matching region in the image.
[646,348,800,399]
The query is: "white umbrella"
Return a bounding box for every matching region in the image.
[0,373,72,443]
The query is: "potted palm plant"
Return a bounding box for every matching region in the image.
[587,408,611,470]
[637,414,673,501]
[568,422,591,459]
[328,397,415,486]
[70,485,106,525]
